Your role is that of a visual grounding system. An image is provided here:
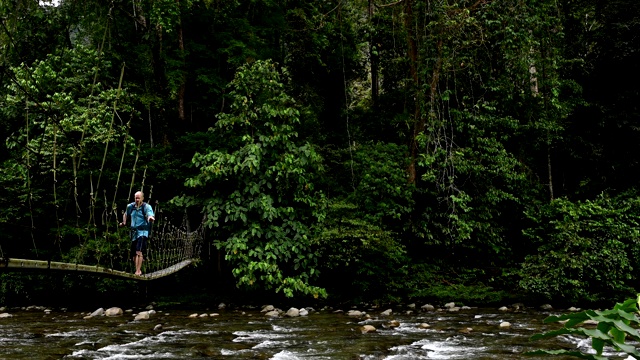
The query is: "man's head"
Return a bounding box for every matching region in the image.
[134,191,144,206]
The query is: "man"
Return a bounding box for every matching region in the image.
[120,191,155,276]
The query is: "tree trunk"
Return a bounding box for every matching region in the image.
[369,0,379,106]
[405,0,420,184]
[547,142,554,200]
[176,0,186,122]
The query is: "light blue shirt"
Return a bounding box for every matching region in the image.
[126,202,154,240]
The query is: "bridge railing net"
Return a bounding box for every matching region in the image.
[98,220,203,276]
[140,222,203,275]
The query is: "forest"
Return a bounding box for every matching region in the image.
[1,0,639,308]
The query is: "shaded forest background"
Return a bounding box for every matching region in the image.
[1,0,640,308]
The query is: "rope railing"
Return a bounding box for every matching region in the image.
[140,221,204,277]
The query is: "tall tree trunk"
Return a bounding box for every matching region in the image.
[176,0,186,122]
[405,0,420,184]
[405,0,444,185]
[150,22,165,95]
[369,0,379,106]
[547,142,554,200]
[529,49,553,200]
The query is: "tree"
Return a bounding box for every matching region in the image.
[175,60,327,298]
[0,44,135,258]
[519,193,640,303]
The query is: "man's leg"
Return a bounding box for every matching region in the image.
[133,236,147,276]
[135,251,143,276]
[130,240,137,274]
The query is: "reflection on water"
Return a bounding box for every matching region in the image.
[0,306,612,359]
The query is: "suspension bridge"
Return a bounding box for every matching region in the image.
[0,219,205,281]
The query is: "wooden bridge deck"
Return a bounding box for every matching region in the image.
[0,258,194,281]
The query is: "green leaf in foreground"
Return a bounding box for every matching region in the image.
[526,295,640,359]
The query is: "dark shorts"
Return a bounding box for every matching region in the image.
[130,236,148,258]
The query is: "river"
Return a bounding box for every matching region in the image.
[0,304,623,359]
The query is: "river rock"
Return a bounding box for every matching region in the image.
[387,320,400,328]
[261,305,275,312]
[444,302,455,309]
[145,305,154,310]
[459,327,473,334]
[421,304,435,312]
[299,308,309,316]
[418,323,430,329]
[154,324,163,331]
[134,311,150,320]
[380,309,392,316]
[499,322,511,328]
[0,307,5,312]
[360,325,376,333]
[188,313,198,318]
[447,307,460,312]
[105,307,123,317]
[286,308,300,317]
[568,307,581,312]
[90,308,105,317]
[407,303,416,309]
[198,313,208,318]
[264,310,280,318]
[218,303,226,310]
[540,304,553,310]
[347,310,363,317]
[498,306,509,312]
[0,313,12,318]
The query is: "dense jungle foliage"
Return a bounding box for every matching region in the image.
[1,0,640,307]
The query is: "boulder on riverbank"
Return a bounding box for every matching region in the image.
[106,307,123,317]
[134,311,150,320]
[286,308,300,317]
[386,320,400,329]
[89,308,105,317]
[421,304,435,312]
[360,325,376,334]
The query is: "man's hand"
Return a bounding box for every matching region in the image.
[119,222,125,228]
[148,216,155,222]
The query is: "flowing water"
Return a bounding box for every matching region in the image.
[0,305,628,359]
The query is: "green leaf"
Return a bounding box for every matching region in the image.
[591,337,604,355]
